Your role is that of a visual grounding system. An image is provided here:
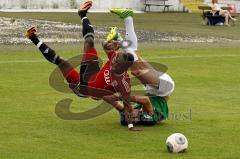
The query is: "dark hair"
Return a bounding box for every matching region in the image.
[112,53,134,75]
[122,53,134,62]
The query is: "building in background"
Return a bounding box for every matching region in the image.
[0,0,182,12]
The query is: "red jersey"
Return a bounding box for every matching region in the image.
[65,49,131,99]
[87,51,131,98]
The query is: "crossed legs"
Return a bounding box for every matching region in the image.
[219,10,237,26]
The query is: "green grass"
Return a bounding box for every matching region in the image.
[0,43,240,159]
[0,12,240,159]
[0,12,240,39]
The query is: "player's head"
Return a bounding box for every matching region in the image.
[111,53,134,75]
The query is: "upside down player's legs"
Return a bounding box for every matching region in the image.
[78,1,95,53]
[38,43,80,85]
[78,1,100,84]
[124,16,138,52]
[110,8,138,61]
[58,61,80,85]
[124,16,138,62]
[26,27,80,85]
[123,16,170,91]
[38,43,79,84]
[131,57,161,88]
[121,15,160,87]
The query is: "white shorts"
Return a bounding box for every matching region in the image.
[145,73,175,97]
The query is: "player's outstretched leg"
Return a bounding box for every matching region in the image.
[26,26,62,65]
[26,26,80,84]
[78,1,95,52]
[78,1,100,84]
[110,8,138,60]
[110,9,163,87]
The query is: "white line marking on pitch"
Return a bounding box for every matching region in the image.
[0,54,240,64]
[146,54,240,59]
[0,60,46,64]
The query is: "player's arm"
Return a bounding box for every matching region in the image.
[114,77,142,131]
[114,78,134,113]
[102,94,124,112]
[103,93,141,131]
[129,96,154,115]
[103,94,153,113]
[117,95,154,115]
[103,93,146,131]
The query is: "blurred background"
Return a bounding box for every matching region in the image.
[0,0,239,13]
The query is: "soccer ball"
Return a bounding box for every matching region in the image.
[166,133,188,153]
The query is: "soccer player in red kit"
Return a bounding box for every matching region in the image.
[25,1,139,130]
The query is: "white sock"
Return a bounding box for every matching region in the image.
[124,16,138,61]
[37,41,43,48]
[124,16,138,50]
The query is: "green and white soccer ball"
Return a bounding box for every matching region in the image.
[166,133,188,153]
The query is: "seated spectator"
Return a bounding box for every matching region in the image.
[211,0,237,26]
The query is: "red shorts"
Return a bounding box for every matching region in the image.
[64,48,99,85]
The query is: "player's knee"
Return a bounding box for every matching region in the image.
[58,58,65,65]
[84,37,94,50]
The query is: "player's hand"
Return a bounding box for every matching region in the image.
[129,127,143,131]
[132,109,141,123]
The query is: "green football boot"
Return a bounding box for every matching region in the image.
[106,27,123,41]
[110,8,133,19]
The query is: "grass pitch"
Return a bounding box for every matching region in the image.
[0,13,240,159]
